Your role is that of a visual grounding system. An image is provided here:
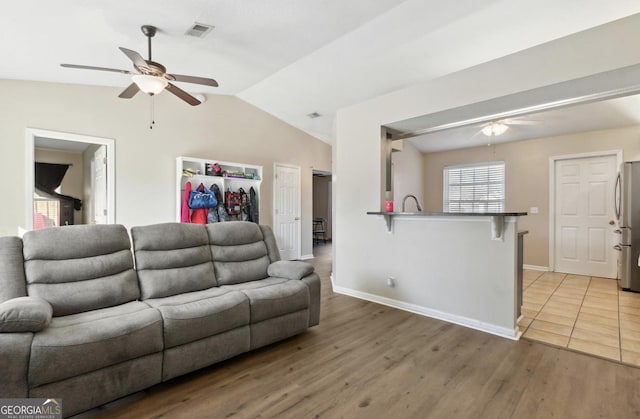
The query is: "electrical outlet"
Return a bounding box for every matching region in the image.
[530,207,539,214]
[387,277,396,288]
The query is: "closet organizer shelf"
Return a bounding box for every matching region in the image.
[176,156,263,223]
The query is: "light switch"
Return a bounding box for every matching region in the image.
[530,207,539,214]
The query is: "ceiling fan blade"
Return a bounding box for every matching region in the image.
[61,63,133,74]
[118,47,149,71]
[165,83,201,106]
[168,74,219,87]
[503,118,541,125]
[118,83,140,99]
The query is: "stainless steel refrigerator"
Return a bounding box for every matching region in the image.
[614,161,640,291]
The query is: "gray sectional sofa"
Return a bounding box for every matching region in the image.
[0,221,320,417]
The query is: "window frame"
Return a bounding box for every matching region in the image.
[443,161,506,213]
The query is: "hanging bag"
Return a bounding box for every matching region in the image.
[249,186,259,224]
[239,188,250,221]
[188,183,217,209]
[212,184,230,221]
[225,191,242,215]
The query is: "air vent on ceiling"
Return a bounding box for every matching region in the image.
[307,112,321,119]
[185,22,214,38]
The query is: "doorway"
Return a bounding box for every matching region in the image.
[312,170,332,247]
[273,163,301,260]
[550,150,621,278]
[25,128,115,230]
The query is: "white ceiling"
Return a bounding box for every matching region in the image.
[3,1,640,145]
[406,94,640,153]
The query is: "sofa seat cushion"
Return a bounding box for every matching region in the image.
[144,287,249,349]
[221,278,309,323]
[29,301,163,387]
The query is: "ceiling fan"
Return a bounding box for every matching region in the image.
[61,25,218,106]
[478,118,541,137]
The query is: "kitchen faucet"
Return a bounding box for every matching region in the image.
[402,194,423,212]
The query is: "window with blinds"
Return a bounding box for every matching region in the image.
[443,162,505,213]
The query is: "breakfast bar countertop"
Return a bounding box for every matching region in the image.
[366,211,528,217]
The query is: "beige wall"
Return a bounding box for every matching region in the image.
[34,148,84,224]
[423,125,640,267]
[0,79,332,256]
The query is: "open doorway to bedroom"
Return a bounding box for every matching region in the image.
[25,128,115,231]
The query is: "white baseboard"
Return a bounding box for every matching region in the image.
[299,254,314,260]
[332,284,519,341]
[523,264,549,271]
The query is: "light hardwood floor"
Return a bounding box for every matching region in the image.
[78,244,640,418]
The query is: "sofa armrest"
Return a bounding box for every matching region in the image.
[0,297,53,333]
[0,333,33,397]
[267,260,314,281]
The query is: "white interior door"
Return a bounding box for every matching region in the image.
[92,146,108,224]
[554,155,617,278]
[274,164,301,260]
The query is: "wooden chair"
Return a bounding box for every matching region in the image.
[313,218,327,244]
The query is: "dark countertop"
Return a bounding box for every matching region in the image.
[367,211,528,217]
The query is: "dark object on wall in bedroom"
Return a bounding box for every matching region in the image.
[34,162,82,227]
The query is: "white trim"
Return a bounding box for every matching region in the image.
[443,160,506,170]
[25,128,116,231]
[299,254,314,260]
[548,149,622,272]
[523,264,549,271]
[274,162,302,260]
[332,284,520,341]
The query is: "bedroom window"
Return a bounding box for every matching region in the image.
[443,162,505,213]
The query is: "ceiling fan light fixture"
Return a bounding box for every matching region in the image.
[132,74,168,95]
[482,122,508,137]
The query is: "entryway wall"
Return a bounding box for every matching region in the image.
[312,173,332,240]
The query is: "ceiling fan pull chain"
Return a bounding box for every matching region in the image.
[148,34,152,61]
[150,96,156,129]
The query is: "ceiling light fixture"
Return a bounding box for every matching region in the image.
[132,74,169,95]
[482,122,508,137]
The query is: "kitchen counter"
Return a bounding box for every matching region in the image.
[334,210,528,339]
[367,211,528,217]
[367,210,527,236]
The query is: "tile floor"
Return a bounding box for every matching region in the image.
[519,270,640,366]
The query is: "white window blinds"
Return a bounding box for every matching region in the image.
[443,162,505,213]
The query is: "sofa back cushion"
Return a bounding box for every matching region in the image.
[22,224,140,316]
[0,237,27,303]
[206,222,271,285]
[131,223,217,299]
[260,225,281,263]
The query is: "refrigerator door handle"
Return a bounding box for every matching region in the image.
[614,172,621,221]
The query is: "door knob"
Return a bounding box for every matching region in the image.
[609,220,615,225]
[294,217,300,221]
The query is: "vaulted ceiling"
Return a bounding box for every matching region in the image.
[3,1,640,145]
